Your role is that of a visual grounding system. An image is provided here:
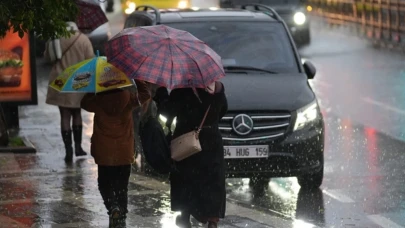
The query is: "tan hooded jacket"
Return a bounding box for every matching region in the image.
[81,81,151,166]
[45,30,94,108]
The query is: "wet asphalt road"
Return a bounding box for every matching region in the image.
[2,7,405,228]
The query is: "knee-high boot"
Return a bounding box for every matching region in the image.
[98,180,114,214]
[61,130,73,163]
[110,181,127,228]
[114,180,129,216]
[72,125,87,156]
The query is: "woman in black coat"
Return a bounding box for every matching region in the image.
[157,81,228,228]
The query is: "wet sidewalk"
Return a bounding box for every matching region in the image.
[0,59,295,228]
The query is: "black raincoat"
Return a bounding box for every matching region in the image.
[158,82,228,220]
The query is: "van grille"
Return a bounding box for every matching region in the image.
[219,111,291,141]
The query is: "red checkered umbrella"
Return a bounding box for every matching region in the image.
[105,25,225,89]
[76,0,108,33]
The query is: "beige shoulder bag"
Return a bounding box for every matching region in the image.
[170,104,211,162]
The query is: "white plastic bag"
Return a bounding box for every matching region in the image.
[46,39,62,63]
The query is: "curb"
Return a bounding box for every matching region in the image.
[0,136,37,153]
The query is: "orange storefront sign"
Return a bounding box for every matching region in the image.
[0,30,37,104]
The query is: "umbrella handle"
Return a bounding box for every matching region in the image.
[96,50,100,57]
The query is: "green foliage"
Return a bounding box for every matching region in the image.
[9,136,25,146]
[0,0,79,40]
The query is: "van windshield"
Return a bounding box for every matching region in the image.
[166,21,299,73]
[223,0,301,6]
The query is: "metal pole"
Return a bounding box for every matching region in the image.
[1,104,19,131]
[0,103,10,146]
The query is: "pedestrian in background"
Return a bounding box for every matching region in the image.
[122,11,157,170]
[81,81,151,228]
[44,21,94,163]
[133,82,159,170]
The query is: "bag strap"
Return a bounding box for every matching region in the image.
[62,33,82,57]
[196,105,211,134]
[55,33,82,63]
[191,87,212,133]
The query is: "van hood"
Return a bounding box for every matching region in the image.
[271,5,300,13]
[219,73,315,112]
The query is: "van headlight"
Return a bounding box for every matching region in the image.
[159,114,177,126]
[293,12,306,25]
[293,101,318,131]
[159,114,168,123]
[178,0,188,8]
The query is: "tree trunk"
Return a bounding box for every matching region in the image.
[0,104,9,147]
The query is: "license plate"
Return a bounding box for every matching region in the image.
[223,145,269,159]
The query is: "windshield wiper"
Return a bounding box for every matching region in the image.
[223,65,278,74]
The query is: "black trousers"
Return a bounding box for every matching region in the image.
[98,165,131,215]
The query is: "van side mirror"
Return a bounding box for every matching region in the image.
[303,61,316,79]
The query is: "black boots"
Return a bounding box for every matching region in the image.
[61,130,73,163]
[109,207,126,228]
[102,191,128,228]
[208,222,218,228]
[61,126,87,162]
[105,183,128,228]
[72,125,87,157]
[99,166,131,228]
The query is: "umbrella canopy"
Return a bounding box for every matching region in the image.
[105,25,225,89]
[49,56,133,93]
[76,0,109,33]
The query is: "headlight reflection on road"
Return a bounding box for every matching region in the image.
[160,211,181,228]
[270,179,318,228]
[269,178,300,201]
[293,12,306,25]
[293,219,317,228]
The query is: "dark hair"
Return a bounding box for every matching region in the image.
[124,11,155,29]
